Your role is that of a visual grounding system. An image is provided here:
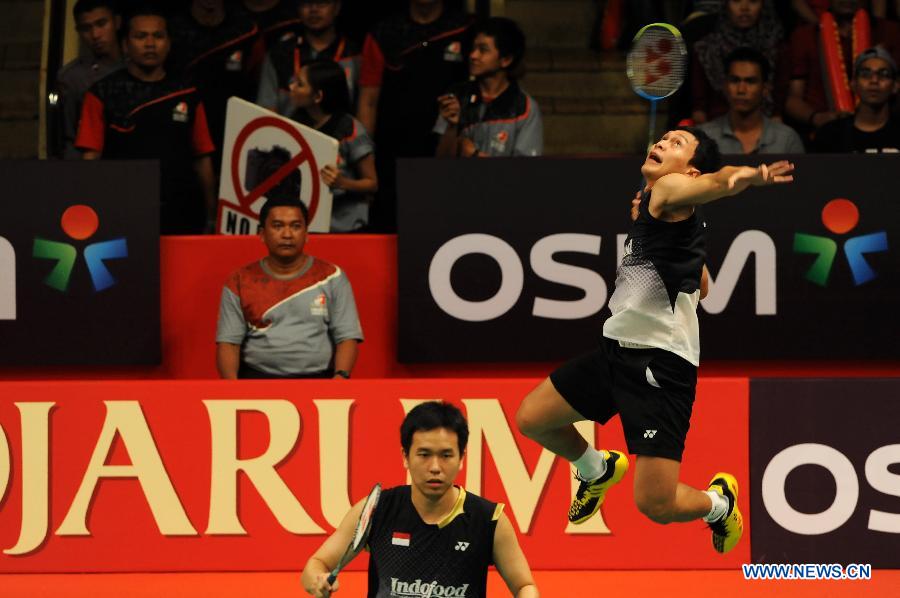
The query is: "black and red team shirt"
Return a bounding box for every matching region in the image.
[233,1,302,94]
[366,486,501,598]
[360,9,472,156]
[261,31,363,114]
[75,69,215,235]
[169,9,259,154]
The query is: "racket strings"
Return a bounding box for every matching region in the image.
[627,27,687,99]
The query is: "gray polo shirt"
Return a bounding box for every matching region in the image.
[217,256,363,376]
[434,80,543,157]
[698,115,806,154]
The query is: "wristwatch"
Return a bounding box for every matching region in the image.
[334,370,351,379]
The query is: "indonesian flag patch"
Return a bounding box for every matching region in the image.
[391,532,410,547]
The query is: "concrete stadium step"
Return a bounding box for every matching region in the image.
[518,49,662,154]
[0,0,43,159]
[504,0,599,49]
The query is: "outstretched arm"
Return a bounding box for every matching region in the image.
[651,161,794,211]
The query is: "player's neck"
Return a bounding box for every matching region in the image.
[855,102,891,130]
[265,253,309,276]
[478,72,509,100]
[127,63,165,82]
[728,108,763,132]
[306,105,331,129]
[305,27,337,51]
[192,3,226,27]
[409,2,443,25]
[243,0,279,13]
[93,47,121,64]
[411,485,459,524]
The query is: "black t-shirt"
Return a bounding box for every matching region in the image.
[268,32,362,89]
[366,486,500,598]
[233,1,302,71]
[815,115,900,153]
[76,70,215,234]
[169,10,259,152]
[360,10,472,156]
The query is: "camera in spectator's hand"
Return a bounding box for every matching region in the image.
[245,145,302,201]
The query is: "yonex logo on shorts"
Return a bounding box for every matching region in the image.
[643,429,657,439]
[454,541,470,551]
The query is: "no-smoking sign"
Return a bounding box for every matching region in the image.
[216,97,338,234]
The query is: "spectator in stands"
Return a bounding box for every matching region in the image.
[814,47,900,151]
[257,0,362,117]
[56,0,123,160]
[435,17,542,157]
[169,0,258,168]
[235,0,302,99]
[691,0,786,124]
[289,61,377,231]
[358,0,472,232]
[785,0,900,137]
[216,197,363,379]
[76,5,216,235]
[699,47,805,153]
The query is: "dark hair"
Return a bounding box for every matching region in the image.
[400,402,469,456]
[122,3,168,38]
[259,197,309,228]
[74,0,118,19]
[471,17,527,74]
[305,60,351,116]
[723,46,771,82]
[674,126,722,174]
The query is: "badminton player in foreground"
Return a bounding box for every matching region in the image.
[517,127,794,553]
[302,402,538,597]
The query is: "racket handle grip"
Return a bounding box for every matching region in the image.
[326,572,338,586]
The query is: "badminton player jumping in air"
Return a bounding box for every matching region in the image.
[516,127,794,554]
[302,402,538,597]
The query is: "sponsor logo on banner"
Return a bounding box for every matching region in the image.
[0,378,749,571]
[793,198,888,286]
[750,379,900,568]
[397,156,899,361]
[32,205,128,293]
[0,161,159,365]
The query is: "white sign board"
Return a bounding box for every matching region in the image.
[216,97,338,234]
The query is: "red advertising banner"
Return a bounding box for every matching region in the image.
[0,379,748,573]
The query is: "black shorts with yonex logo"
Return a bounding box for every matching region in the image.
[549,337,697,461]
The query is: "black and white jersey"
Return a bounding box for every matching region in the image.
[366,486,502,598]
[603,189,706,365]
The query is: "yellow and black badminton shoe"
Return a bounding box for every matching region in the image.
[568,450,629,524]
[708,472,743,554]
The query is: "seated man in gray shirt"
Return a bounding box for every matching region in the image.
[216,197,363,379]
[699,47,805,155]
